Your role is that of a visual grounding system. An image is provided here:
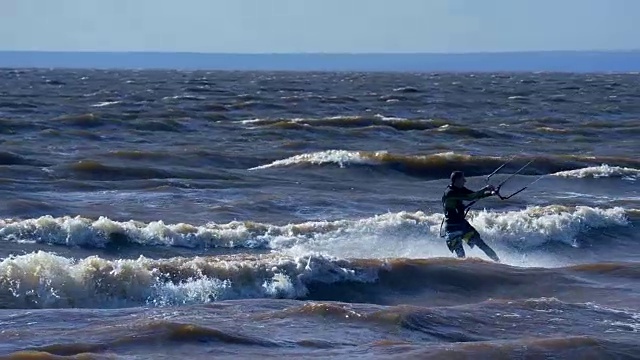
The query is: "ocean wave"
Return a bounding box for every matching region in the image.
[90,101,122,108]
[434,124,501,138]
[8,320,282,358]
[552,164,639,181]
[1,252,638,309]
[248,150,640,179]
[248,149,380,170]
[275,205,632,259]
[245,115,513,139]
[387,336,638,360]
[0,205,632,254]
[241,115,450,131]
[0,215,272,249]
[47,159,226,181]
[0,151,49,166]
[468,205,630,249]
[51,113,106,128]
[0,252,374,308]
[5,298,639,358]
[273,297,640,337]
[392,86,421,93]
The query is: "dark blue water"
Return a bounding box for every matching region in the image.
[0,69,639,359]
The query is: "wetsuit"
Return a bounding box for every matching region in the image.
[441,185,500,262]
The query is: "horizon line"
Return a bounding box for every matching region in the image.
[2,49,640,56]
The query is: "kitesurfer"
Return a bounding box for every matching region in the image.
[442,171,500,262]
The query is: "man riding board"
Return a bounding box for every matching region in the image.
[442,171,500,262]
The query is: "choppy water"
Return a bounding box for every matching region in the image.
[0,69,639,359]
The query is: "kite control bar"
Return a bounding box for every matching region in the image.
[463,158,544,215]
[486,159,545,200]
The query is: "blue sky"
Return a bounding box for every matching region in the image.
[1,0,638,53]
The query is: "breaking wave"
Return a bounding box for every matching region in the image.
[0,205,631,253]
[249,150,640,179]
[552,164,639,181]
[1,252,639,309]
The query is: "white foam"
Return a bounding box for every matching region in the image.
[240,118,264,124]
[552,165,639,180]
[0,206,632,256]
[261,273,299,299]
[91,101,121,107]
[0,251,372,308]
[161,95,206,101]
[151,276,233,306]
[248,149,382,170]
[273,205,631,265]
[0,204,634,308]
[469,205,629,248]
[392,86,419,92]
[372,114,409,122]
[0,215,272,249]
[587,303,640,333]
[248,150,491,171]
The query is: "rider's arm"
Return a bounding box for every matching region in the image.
[448,186,494,201]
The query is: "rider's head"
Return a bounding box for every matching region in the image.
[450,171,466,188]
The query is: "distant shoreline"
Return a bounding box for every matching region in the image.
[1,50,639,72]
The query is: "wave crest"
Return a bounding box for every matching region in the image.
[552,165,639,180]
[0,205,631,254]
[249,150,640,179]
[1,251,639,309]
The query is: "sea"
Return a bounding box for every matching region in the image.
[0,68,639,359]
